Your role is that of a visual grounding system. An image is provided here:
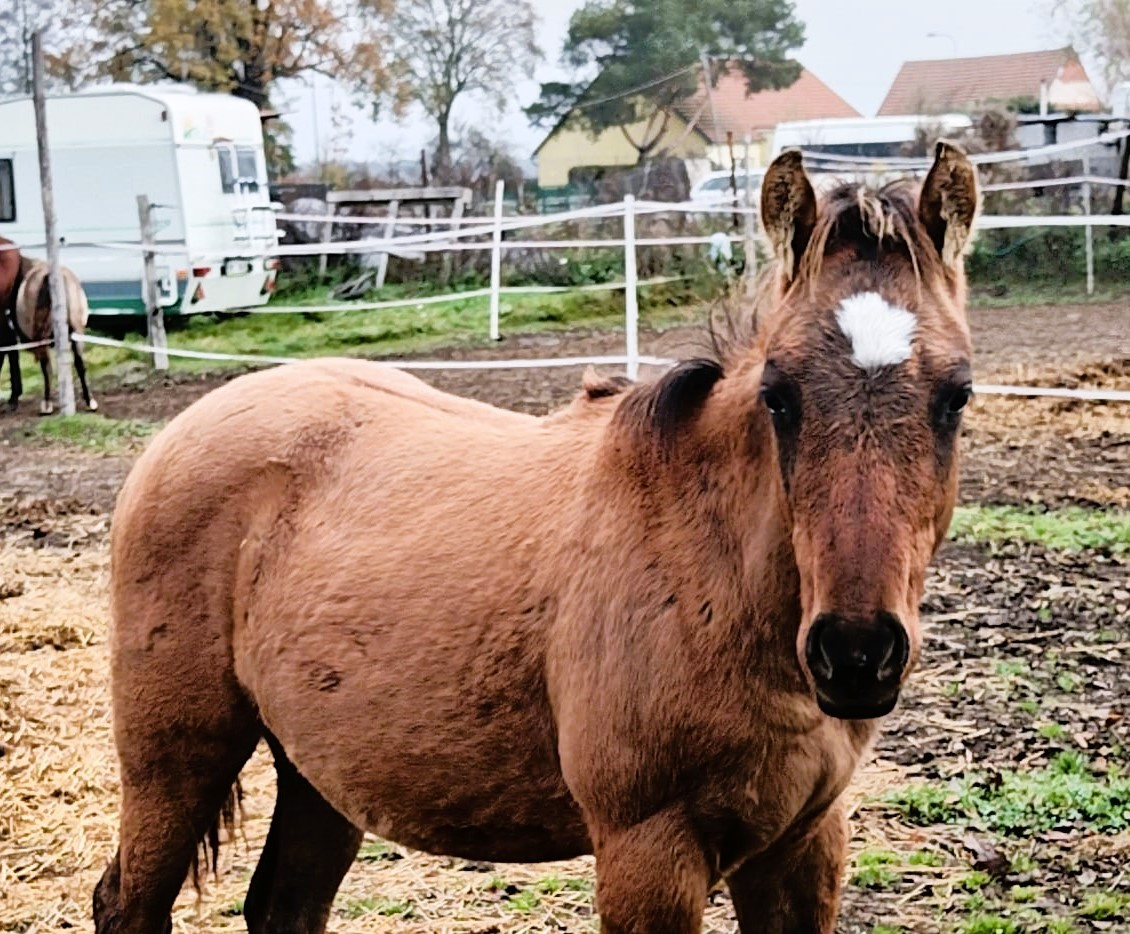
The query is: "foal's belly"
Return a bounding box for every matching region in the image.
[237,617,592,863]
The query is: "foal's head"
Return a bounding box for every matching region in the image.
[753,143,977,719]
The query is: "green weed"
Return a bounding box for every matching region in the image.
[1077,891,1130,920]
[356,839,401,862]
[949,505,1130,554]
[884,756,1130,835]
[850,849,901,889]
[961,914,1017,934]
[504,889,541,912]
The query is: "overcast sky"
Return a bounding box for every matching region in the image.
[279,0,1068,169]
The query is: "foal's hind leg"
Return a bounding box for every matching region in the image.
[244,735,363,934]
[71,336,98,410]
[726,801,847,934]
[93,699,260,932]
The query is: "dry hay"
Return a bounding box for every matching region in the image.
[0,533,926,933]
[963,356,1130,507]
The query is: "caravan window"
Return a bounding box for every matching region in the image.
[217,145,263,194]
[801,142,909,159]
[0,160,13,222]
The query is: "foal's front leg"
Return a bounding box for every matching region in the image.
[726,801,847,934]
[592,807,711,934]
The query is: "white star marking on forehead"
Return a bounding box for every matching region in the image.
[835,292,918,371]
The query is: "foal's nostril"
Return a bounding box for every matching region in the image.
[805,612,910,687]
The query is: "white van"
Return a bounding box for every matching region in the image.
[0,84,279,315]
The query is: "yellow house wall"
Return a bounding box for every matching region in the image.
[705,133,773,170]
[535,113,709,188]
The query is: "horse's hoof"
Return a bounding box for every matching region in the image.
[39,402,53,416]
[88,399,99,412]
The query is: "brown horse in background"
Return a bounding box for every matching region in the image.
[13,257,98,414]
[95,142,978,934]
[0,237,24,410]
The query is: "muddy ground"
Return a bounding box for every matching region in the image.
[0,301,1128,933]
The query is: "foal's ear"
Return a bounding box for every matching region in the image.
[760,149,818,282]
[918,140,979,269]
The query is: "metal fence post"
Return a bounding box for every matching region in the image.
[623,194,639,380]
[1083,153,1094,296]
[488,180,505,341]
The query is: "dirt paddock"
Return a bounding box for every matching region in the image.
[1,302,1128,932]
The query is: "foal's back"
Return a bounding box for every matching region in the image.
[112,358,604,860]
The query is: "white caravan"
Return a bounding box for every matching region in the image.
[771,114,974,161]
[0,84,278,315]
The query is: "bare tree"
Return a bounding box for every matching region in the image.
[387,0,541,182]
[0,0,89,95]
[1051,0,1130,90]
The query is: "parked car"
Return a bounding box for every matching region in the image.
[689,170,763,206]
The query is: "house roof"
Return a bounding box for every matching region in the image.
[877,47,1102,116]
[681,65,861,142]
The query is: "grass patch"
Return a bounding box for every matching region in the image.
[504,889,541,912]
[1078,891,1130,920]
[77,277,710,385]
[850,849,901,889]
[885,754,1130,835]
[338,895,413,918]
[949,505,1130,554]
[356,839,402,863]
[961,914,1018,934]
[16,413,161,453]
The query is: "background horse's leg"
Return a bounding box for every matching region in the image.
[243,734,363,934]
[8,349,21,410]
[71,336,98,410]
[0,347,19,411]
[725,801,847,934]
[36,349,52,415]
[592,808,710,934]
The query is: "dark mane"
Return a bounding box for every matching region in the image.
[612,358,724,458]
[796,180,941,294]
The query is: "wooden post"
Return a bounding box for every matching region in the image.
[440,194,465,284]
[374,199,399,290]
[31,29,75,416]
[488,180,505,341]
[318,201,336,279]
[623,195,639,381]
[137,195,168,370]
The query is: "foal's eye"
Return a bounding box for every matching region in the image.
[934,382,973,430]
[759,379,800,432]
[760,361,801,434]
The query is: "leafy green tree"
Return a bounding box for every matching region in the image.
[84,0,396,111]
[526,0,804,162]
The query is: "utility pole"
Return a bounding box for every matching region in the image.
[699,51,720,147]
[32,28,75,416]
